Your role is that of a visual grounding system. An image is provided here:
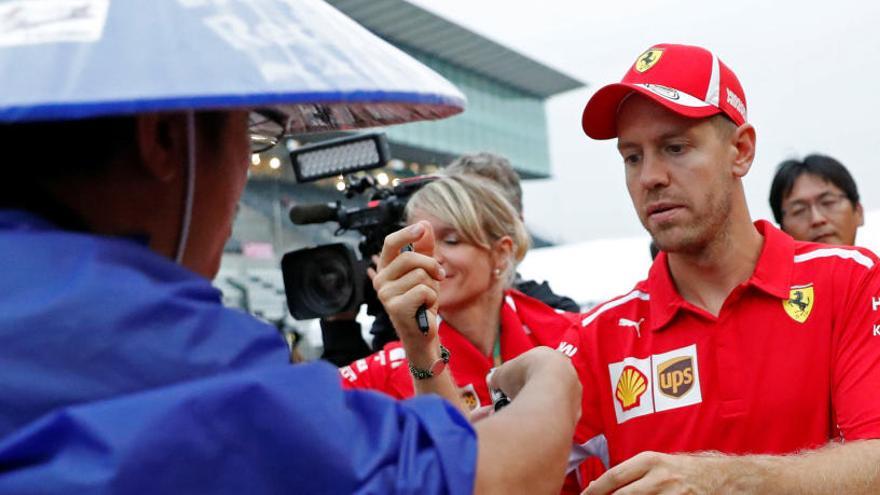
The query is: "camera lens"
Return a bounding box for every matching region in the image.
[301,250,354,311]
[282,243,364,319]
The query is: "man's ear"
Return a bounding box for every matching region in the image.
[730,123,756,179]
[135,113,187,182]
[856,202,865,227]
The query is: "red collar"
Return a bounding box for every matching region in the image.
[438,289,572,372]
[646,220,794,332]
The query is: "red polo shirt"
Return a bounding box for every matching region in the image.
[341,289,578,409]
[560,220,880,472]
[341,290,602,493]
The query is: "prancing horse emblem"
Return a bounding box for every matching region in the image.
[635,48,664,72]
[783,284,814,323]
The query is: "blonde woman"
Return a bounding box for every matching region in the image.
[341,174,575,405]
[341,175,598,492]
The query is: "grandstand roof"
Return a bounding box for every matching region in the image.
[326,0,586,98]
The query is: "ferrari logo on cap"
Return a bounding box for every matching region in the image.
[635,48,664,72]
[783,284,814,323]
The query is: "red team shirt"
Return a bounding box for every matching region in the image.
[341,289,577,409]
[560,221,880,475]
[340,289,602,492]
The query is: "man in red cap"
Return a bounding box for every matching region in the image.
[560,43,880,493]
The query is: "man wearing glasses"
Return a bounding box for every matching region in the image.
[769,154,864,246]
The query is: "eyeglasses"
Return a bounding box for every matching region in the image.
[249,109,287,154]
[782,193,853,225]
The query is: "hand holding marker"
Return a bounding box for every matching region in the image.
[486,368,511,411]
[402,243,430,334]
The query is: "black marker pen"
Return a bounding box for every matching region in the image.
[402,243,430,335]
[486,368,511,412]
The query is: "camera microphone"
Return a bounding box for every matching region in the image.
[289,203,338,225]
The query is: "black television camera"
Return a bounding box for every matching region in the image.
[281,132,436,320]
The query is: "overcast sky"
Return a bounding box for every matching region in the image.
[408,0,880,245]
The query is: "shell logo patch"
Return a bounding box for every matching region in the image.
[635,48,663,72]
[615,365,648,411]
[608,356,654,423]
[783,284,814,323]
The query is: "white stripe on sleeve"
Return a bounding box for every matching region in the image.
[794,247,874,269]
[582,290,650,327]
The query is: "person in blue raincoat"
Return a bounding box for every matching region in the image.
[0,1,580,493]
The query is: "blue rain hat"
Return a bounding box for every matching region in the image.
[0,0,466,131]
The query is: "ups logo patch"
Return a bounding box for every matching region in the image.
[657,356,694,398]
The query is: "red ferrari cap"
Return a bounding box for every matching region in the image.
[582,43,748,140]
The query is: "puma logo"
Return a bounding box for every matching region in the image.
[618,318,645,338]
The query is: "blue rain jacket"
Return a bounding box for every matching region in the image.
[0,210,475,494]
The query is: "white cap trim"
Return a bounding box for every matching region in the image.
[632,83,714,109]
[705,54,721,107]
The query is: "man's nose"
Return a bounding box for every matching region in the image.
[639,153,670,190]
[808,203,829,226]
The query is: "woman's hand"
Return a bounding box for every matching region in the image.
[371,221,446,367]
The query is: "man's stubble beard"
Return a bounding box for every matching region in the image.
[645,180,733,257]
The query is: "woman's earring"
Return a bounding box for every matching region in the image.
[494,268,502,278]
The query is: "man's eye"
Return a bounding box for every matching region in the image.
[666,144,684,154]
[623,154,640,165]
[789,207,807,217]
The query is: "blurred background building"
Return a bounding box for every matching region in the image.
[216,0,585,356]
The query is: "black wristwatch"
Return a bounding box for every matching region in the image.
[409,345,451,380]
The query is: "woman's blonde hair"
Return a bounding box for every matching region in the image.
[405,174,530,285]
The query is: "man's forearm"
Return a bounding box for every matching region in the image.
[473,356,581,494]
[708,439,880,494]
